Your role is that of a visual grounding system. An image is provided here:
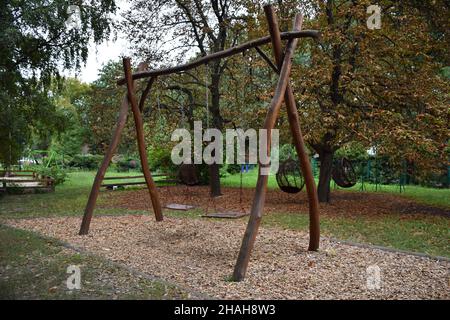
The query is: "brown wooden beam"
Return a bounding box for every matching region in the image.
[116,30,319,85]
[254,46,278,73]
[123,58,163,222]
[139,76,156,112]
[79,95,129,235]
[265,6,320,251]
[103,175,146,180]
[232,11,303,282]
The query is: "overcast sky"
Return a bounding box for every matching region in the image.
[64,1,130,83]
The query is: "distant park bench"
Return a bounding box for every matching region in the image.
[0,170,55,194]
[101,173,179,189]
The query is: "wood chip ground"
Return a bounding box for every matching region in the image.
[6,215,449,300]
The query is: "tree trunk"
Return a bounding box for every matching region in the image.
[208,62,224,197]
[209,163,221,197]
[317,149,334,203]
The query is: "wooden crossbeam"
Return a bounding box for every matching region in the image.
[116,30,319,85]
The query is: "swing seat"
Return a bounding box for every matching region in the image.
[202,211,248,219]
[332,158,357,188]
[165,203,196,211]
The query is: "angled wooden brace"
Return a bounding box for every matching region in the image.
[264,6,320,251]
[123,58,163,222]
[79,94,130,235]
[232,12,304,281]
[79,62,162,235]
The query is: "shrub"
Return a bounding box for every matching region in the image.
[279,144,297,162]
[335,142,369,162]
[115,156,141,172]
[148,148,178,173]
[226,164,242,175]
[34,165,67,185]
[68,154,104,170]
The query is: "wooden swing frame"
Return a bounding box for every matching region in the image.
[79,5,320,282]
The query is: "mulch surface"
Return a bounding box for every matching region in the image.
[101,185,450,218]
[6,216,449,299]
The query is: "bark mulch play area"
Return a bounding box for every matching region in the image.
[6,215,449,300]
[102,186,450,218]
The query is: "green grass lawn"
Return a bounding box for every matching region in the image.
[224,169,449,257]
[0,224,190,299]
[263,213,449,257]
[0,171,150,219]
[1,170,449,258]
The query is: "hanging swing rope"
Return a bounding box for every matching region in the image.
[205,63,209,128]
[238,165,248,214]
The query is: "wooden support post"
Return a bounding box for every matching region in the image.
[232,10,303,281]
[123,58,163,222]
[79,95,130,235]
[265,6,320,251]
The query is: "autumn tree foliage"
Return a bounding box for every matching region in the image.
[117,0,448,203]
[86,61,138,155]
[251,0,449,202]
[301,0,448,202]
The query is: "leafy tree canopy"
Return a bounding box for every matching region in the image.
[0,0,116,167]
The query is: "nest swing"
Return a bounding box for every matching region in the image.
[332,158,357,188]
[276,158,305,194]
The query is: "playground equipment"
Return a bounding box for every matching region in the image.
[276,158,305,193]
[332,158,357,188]
[202,163,250,219]
[28,150,64,168]
[78,5,320,281]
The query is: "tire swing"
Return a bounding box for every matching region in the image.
[276,158,305,193]
[332,158,357,188]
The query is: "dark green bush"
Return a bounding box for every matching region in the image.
[148,148,178,173]
[34,165,67,185]
[115,156,141,172]
[226,164,242,175]
[68,154,104,170]
[279,144,297,162]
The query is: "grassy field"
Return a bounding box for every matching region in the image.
[1,170,448,219]
[262,213,449,257]
[0,171,150,219]
[0,224,189,299]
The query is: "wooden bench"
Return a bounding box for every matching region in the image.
[101,173,179,189]
[0,171,55,193]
